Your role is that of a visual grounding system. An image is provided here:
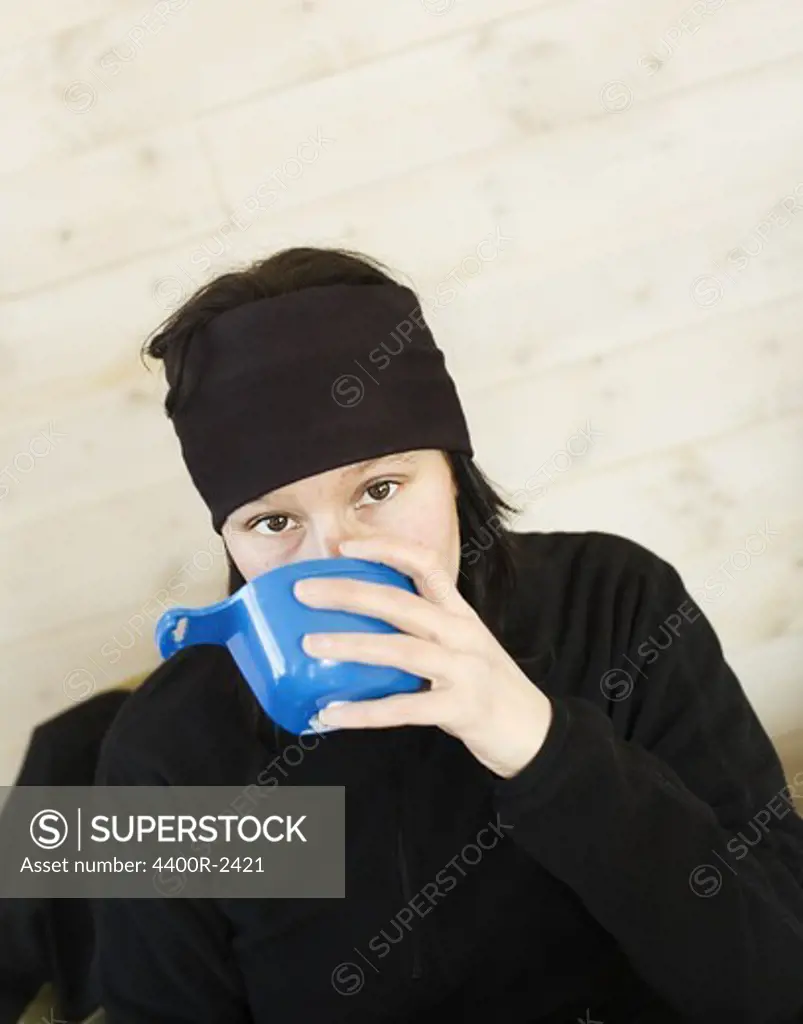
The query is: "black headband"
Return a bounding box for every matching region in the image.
[164,281,473,533]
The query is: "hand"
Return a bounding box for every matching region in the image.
[293,534,553,780]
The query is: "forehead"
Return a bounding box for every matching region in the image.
[241,450,420,509]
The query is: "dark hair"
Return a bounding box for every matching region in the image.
[142,247,525,737]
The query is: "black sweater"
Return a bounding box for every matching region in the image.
[0,687,129,1023]
[92,530,803,1023]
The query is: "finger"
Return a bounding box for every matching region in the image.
[295,576,478,650]
[339,534,468,613]
[319,687,453,730]
[302,630,469,684]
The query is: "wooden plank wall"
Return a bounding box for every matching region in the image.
[1,0,802,785]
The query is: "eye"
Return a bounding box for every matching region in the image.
[250,514,295,535]
[358,479,399,507]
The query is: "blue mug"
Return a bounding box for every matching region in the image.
[153,557,424,735]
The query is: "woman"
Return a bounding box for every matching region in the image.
[94,246,803,1023]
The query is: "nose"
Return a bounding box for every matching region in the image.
[307,536,345,560]
[303,521,368,561]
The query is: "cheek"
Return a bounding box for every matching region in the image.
[383,489,460,569]
[224,531,270,582]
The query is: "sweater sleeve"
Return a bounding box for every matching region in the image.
[492,544,803,1024]
[92,734,252,1024]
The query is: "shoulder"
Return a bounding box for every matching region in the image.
[504,529,687,669]
[513,527,674,578]
[510,528,681,611]
[95,645,259,785]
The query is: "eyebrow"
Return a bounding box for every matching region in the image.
[342,451,416,477]
[242,452,417,510]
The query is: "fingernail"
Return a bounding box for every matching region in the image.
[320,699,350,723]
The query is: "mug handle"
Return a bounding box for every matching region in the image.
[154,604,231,659]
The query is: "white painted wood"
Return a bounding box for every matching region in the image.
[1,0,543,176]
[730,633,803,738]
[1,0,115,53]
[507,412,803,569]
